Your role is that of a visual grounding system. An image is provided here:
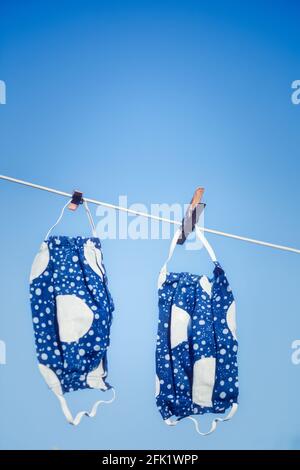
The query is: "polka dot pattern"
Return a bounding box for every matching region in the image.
[30,236,114,394]
[156,262,238,421]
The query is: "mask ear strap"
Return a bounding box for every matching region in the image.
[194,225,217,262]
[165,403,238,436]
[158,228,182,289]
[157,225,218,289]
[44,199,97,240]
[44,199,72,240]
[54,388,116,426]
[83,200,97,237]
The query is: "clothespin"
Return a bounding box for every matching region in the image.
[177,187,206,245]
[68,190,83,211]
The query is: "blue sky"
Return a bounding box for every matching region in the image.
[0,0,300,449]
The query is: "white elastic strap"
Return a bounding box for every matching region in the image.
[165,403,238,436]
[158,224,217,288]
[187,403,238,436]
[83,200,97,237]
[44,199,97,240]
[159,227,182,277]
[54,388,116,426]
[194,225,217,262]
[44,199,72,240]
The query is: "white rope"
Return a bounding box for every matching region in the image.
[1,174,300,254]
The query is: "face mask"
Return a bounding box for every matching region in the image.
[29,200,115,425]
[156,225,238,435]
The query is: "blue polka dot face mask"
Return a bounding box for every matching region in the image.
[29,200,115,425]
[156,225,238,436]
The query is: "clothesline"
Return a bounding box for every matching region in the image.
[1,174,300,255]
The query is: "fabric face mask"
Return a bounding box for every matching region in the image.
[29,200,115,425]
[156,225,238,435]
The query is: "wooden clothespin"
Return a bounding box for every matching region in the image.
[177,187,206,245]
[68,190,83,211]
